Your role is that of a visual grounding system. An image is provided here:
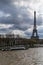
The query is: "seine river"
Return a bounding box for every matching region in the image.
[0,48,43,65]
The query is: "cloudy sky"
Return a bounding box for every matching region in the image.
[0,0,43,38]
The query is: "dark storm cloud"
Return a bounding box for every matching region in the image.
[25,32,32,36]
[0,0,32,23]
[0,28,7,32]
[8,23,30,31]
[37,15,42,26]
[0,0,12,4]
[38,33,43,39]
[0,28,12,34]
[0,0,33,31]
[38,27,43,33]
[0,0,42,38]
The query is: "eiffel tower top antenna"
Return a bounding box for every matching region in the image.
[34,11,36,29]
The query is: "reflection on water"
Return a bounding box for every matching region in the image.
[0,48,43,65]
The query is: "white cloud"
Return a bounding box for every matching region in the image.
[0,11,11,18]
[0,24,14,29]
[5,14,11,17]
[12,0,42,18]
[18,14,22,18]
[25,25,33,34]
[12,30,25,37]
[13,0,28,7]
[18,14,23,20]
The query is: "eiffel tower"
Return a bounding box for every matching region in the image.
[31,11,39,39]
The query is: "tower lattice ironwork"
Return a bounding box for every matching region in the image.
[31,11,39,39]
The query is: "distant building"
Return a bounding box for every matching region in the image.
[6,34,15,38]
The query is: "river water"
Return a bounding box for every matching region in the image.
[0,48,43,65]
